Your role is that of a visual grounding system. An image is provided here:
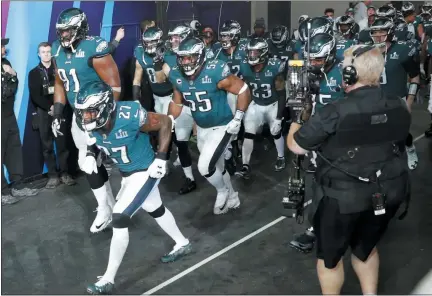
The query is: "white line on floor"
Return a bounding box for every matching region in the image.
[143,132,427,295]
[414,134,425,143]
[142,216,287,295]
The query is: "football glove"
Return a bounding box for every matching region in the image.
[148,158,167,179]
[81,152,99,175]
[51,117,64,137]
[226,110,244,134]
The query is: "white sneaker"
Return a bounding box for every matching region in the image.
[227,190,240,210]
[213,189,229,215]
[407,145,418,170]
[173,156,181,167]
[90,207,112,233]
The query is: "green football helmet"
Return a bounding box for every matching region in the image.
[246,37,269,66]
[168,25,192,52]
[75,81,115,131]
[176,37,206,76]
[299,17,333,43]
[142,27,164,55]
[304,33,336,75]
[56,8,89,49]
[369,17,395,46]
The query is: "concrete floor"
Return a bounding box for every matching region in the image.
[2,104,431,295]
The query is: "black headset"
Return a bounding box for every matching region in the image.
[342,45,375,85]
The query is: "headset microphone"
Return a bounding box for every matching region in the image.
[342,45,375,85]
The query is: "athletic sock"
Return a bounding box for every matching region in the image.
[101,228,129,284]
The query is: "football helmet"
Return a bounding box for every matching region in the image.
[56,8,89,49]
[176,37,206,76]
[219,20,241,49]
[401,2,416,17]
[376,5,397,20]
[270,25,289,48]
[369,17,395,46]
[142,27,164,55]
[168,25,192,52]
[299,17,333,43]
[422,2,432,14]
[303,33,336,75]
[74,81,116,131]
[246,37,269,66]
[336,15,355,37]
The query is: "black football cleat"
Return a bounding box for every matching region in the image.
[178,178,197,195]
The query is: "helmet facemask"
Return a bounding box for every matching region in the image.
[338,23,353,36]
[370,29,390,46]
[177,52,204,76]
[143,39,162,55]
[219,31,237,49]
[75,92,115,131]
[247,49,265,66]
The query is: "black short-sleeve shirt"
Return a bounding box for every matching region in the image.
[294,104,339,151]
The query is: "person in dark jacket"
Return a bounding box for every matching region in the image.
[28,42,76,188]
[2,38,39,205]
[287,45,411,294]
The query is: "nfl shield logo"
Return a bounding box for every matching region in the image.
[67,53,72,59]
[189,80,194,86]
[103,134,107,140]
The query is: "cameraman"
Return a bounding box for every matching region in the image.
[28,42,75,188]
[287,45,411,294]
[2,38,39,205]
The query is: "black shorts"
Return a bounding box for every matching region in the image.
[313,196,399,269]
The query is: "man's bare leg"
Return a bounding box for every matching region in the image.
[351,247,379,295]
[317,258,344,295]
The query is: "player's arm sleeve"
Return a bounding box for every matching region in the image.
[402,45,421,78]
[138,105,148,128]
[89,37,111,59]
[293,104,339,151]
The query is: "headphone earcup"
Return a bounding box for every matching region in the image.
[342,65,358,85]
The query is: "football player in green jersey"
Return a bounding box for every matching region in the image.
[212,20,249,173]
[235,38,287,179]
[75,82,191,295]
[134,26,197,195]
[168,37,251,215]
[268,25,294,63]
[370,17,420,170]
[402,2,424,42]
[335,15,358,42]
[288,33,344,254]
[51,8,121,233]
[295,17,334,60]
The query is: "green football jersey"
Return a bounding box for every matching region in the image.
[238,57,285,106]
[212,38,248,76]
[268,41,295,63]
[315,62,344,109]
[52,36,111,107]
[134,44,173,96]
[381,41,418,98]
[168,59,233,128]
[92,101,154,172]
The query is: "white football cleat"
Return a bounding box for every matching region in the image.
[227,190,240,210]
[213,189,229,215]
[90,207,112,233]
[406,145,418,170]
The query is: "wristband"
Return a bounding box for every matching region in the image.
[408,83,419,96]
[234,110,244,121]
[156,152,168,160]
[133,85,141,101]
[53,102,65,118]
